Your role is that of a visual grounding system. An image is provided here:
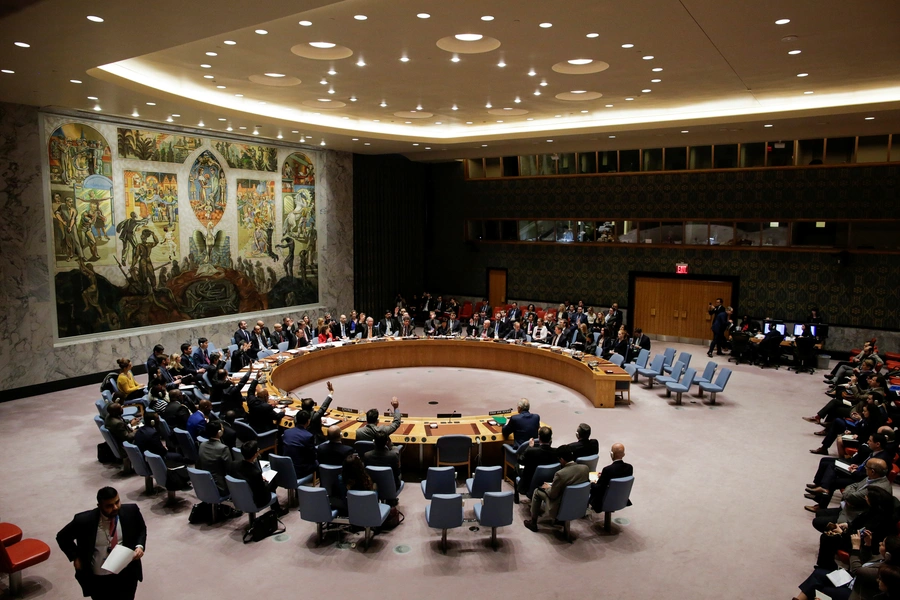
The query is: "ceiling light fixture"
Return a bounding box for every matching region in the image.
[380,101,387,107]
[216,85,226,89]
[775,18,791,25]
[1,69,15,74]
[554,114,561,118]
[482,15,494,21]
[70,79,82,84]
[354,15,367,20]
[539,22,552,28]
[581,110,589,113]
[435,121,442,124]
[203,75,214,79]
[642,55,654,60]
[534,90,541,96]
[87,96,97,100]
[642,88,652,92]
[320,140,326,146]
[804,90,814,94]
[865,116,875,120]
[450,55,460,63]
[198,120,205,127]
[625,97,634,101]
[14,42,30,48]
[485,102,492,108]
[166,116,174,122]
[350,96,357,101]
[365,142,371,146]
[131,110,139,117]
[266,73,285,77]
[87,15,104,22]
[146,102,156,106]
[310,42,335,48]
[621,43,633,48]
[514,97,521,103]
[234,94,243,97]
[652,67,663,72]
[218,118,226,121]
[327,68,337,74]
[797,72,809,77]
[568,59,593,65]
[224,40,236,45]
[400,56,409,62]
[417,13,430,19]
[455,34,483,41]
[299,20,312,26]
[605,104,613,107]
[200,63,211,68]
[528,69,536,76]
[255,29,268,35]
[317,98,331,102]
[546,139,553,142]
[171,113,180,117]
[253,129,259,135]
[356,59,366,66]
[764,124,773,127]
[320,78,328,84]
[416,104,423,110]
[586,32,599,38]
[93,106,101,111]
[609,135,616,139]
[570,90,586,94]
[788,49,801,55]
[226,126,233,131]
[452,104,458,110]
[327,89,335,94]
[651,78,661,83]
[206,52,218,56]
[681,130,689,133]
[539,81,548,86]
[497,60,506,67]
[277,133,283,139]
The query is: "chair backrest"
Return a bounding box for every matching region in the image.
[233,420,258,443]
[225,475,256,512]
[318,464,344,500]
[668,361,685,380]
[346,490,385,527]
[469,465,503,498]
[680,368,697,388]
[223,359,232,373]
[298,485,335,523]
[609,353,625,367]
[188,467,228,503]
[635,348,650,368]
[428,493,463,529]
[646,354,664,374]
[143,450,168,487]
[277,341,289,352]
[714,368,733,388]
[478,491,514,528]
[527,463,561,497]
[436,435,472,463]
[95,398,108,418]
[675,352,692,369]
[227,344,238,355]
[268,453,299,489]
[173,427,198,462]
[366,466,400,501]
[601,476,635,512]
[257,349,273,359]
[556,481,592,522]
[700,361,717,382]
[662,347,676,367]
[423,466,457,498]
[354,440,375,457]
[93,415,104,430]
[122,442,152,477]
[99,426,123,459]
[576,454,600,472]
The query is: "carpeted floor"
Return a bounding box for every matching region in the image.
[0,341,861,599]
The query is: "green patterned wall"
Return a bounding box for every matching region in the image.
[425,162,900,329]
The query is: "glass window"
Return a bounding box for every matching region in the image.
[518,220,537,241]
[714,144,738,169]
[597,151,617,173]
[502,156,520,176]
[484,157,502,177]
[761,221,789,247]
[467,159,485,178]
[689,146,712,169]
[519,155,538,176]
[685,222,710,245]
[574,220,595,242]
[709,222,734,246]
[483,220,500,241]
[857,136,889,164]
[850,222,900,250]
[734,222,761,246]
[768,141,795,166]
[791,221,848,248]
[642,148,663,171]
[538,154,556,175]
[740,142,766,168]
[825,138,854,165]
[620,149,640,172]
[535,220,556,241]
[466,221,484,241]
[577,152,596,174]
[557,153,577,174]
[640,221,661,244]
[660,221,683,244]
[664,147,687,171]
[613,221,636,243]
[797,139,824,165]
[556,220,575,242]
[499,220,517,241]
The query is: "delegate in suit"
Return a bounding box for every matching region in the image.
[590,443,634,512]
[524,448,590,532]
[502,398,541,450]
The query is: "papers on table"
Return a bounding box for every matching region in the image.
[262,470,278,484]
[101,545,134,574]
[321,417,341,427]
[825,568,852,587]
[835,460,852,472]
[841,435,856,441]
[287,349,301,354]
[589,472,599,484]
[178,384,195,390]
[252,362,266,369]
[284,408,299,418]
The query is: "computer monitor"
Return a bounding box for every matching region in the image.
[764,322,786,335]
[793,323,818,337]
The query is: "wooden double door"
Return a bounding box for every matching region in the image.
[632,277,733,341]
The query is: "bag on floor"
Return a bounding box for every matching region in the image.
[165,466,190,491]
[97,442,119,464]
[189,502,213,524]
[242,510,285,543]
[381,507,404,530]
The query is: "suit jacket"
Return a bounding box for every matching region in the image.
[379,317,400,336]
[104,415,134,448]
[544,462,591,518]
[192,347,212,368]
[839,476,892,523]
[632,334,651,354]
[282,426,317,478]
[604,310,623,330]
[572,313,589,327]
[162,400,191,430]
[505,328,526,341]
[234,328,251,345]
[180,352,203,378]
[355,410,402,441]
[711,311,729,335]
[230,349,252,371]
[502,411,541,448]
[220,370,253,417]
[400,322,417,337]
[317,440,353,466]
[549,332,567,348]
[134,425,168,458]
[568,330,587,350]
[260,326,271,341]
[57,504,146,595]
[247,393,280,434]
[307,394,333,444]
[269,329,287,349]
[590,459,633,511]
[562,438,600,460]
[518,443,557,493]
[364,448,402,489]
[229,459,271,508]
[331,321,351,339]
[446,319,462,335]
[196,438,234,493]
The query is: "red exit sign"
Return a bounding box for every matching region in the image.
[676,263,688,274]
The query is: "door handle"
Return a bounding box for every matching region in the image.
[682,311,687,319]
[673,310,679,318]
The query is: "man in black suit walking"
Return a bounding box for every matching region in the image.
[589,443,634,512]
[57,486,147,600]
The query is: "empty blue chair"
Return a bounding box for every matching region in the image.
[144,450,177,503]
[465,465,502,499]
[93,415,104,430]
[156,417,174,447]
[556,481,592,541]
[269,453,315,506]
[187,467,231,524]
[173,427,198,463]
[665,367,697,405]
[655,361,685,387]
[421,466,457,499]
[636,354,665,387]
[226,475,276,526]
[354,440,375,457]
[694,361,718,385]
[623,349,650,381]
[298,485,341,543]
[277,341,290,352]
[661,347,676,368]
[318,464,345,509]
[608,353,625,367]
[347,490,389,550]
[425,493,464,553]
[366,465,404,505]
[436,435,473,479]
[98,425,129,472]
[474,491,514,550]
[257,348,274,359]
[698,367,732,404]
[122,442,155,494]
[516,463,561,504]
[576,454,600,472]
[502,444,519,484]
[598,476,635,532]
[223,359,231,373]
[227,343,238,356]
[663,351,692,375]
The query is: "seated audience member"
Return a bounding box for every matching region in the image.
[299,381,334,444]
[207,351,226,372]
[517,426,557,495]
[269,323,290,349]
[505,320,526,341]
[355,397,402,442]
[342,454,374,493]
[219,410,238,448]
[561,423,600,460]
[572,323,590,351]
[192,337,213,368]
[283,410,317,479]
[464,317,478,338]
[196,421,234,495]
[161,389,192,429]
[825,341,882,384]
[478,298,491,319]
[116,358,146,401]
[331,314,352,340]
[364,430,402,494]
[317,325,334,344]
[168,353,193,384]
[149,356,180,391]
[605,328,629,359]
[630,328,651,357]
[876,564,900,600]
[230,341,253,371]
[532,318,549,342]
[361,316,379,340]
[230,440,284,514]
[400,315,417,337]
[245,382,282,435]
[589,443,633,512]
[813,486,895,573]
[134,412,184,465]
[217,367,255,418]
[147,385,169,413]
[807,459,892,528]
[379,310,399,337]
[104,402,138,450]
[146,344,166,376]
[806,433,893,511]
[179,343,207,385]
[524,448,590,532]
[257,320,271,342]
[502,398,541,451]
[549,324,567,347]
[186,399,216,440]
[794,534,900,600]
[810,403,883,457]
[737,315,760,334]
[445,313,462,336]
[318,425,353,466]
[803,369,882,426]
[477,318,495,340]
[424,311,439,337]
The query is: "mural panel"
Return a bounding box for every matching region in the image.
[117,128,202,163]
[123,171,180,286]
[236,179,276,259]
[272,152,318,308]
[213,140,278,171]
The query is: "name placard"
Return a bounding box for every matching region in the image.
[489,409,513,415]
[336,406,359,414]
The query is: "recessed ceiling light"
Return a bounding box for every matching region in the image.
[203,75,214,79]
[425,147,431,149]
[788,49,802,55]
[239,126,247,129]
[797,72,809,77]
[166,116,174,122]
[131,110,139,117]
[216,85,226,89]
[265,73,285,78]
[86,15,104,22]
[292,130,299,133]
[534,90,541,96]
[775,18,791,25]
[320,140,326,146]
[554,115,561,118]
[865,116,875,120]
[299,20,312,26]
[354,15,367,20]
[681,130,689,133]
[539,22,552,28]
[764,124,773,128]
[70,79,82,84]
[93,106,101,111]
[226,126,233,131]
[528,69,536,76]
[352,138,359,141]
[197,121,204,127]
[318,98,331,102]
[621,43,633,48]
[526,118,533,121]
[224,40,236,45]
[171,113,180,117]
[206,52,218,57]
[642,55,654,60]
[350,97,357,101]
[539,81,548,87]
[1,69,14,74]
[320,78,328,84]
[546,139,553,142]
[373,119,379,122]
[609,135,616,139]
[234,94,243,98]
[586,32,599,38]
[482,144,488,147]
[605,104,613,107]
[581,110,588,113]
[253,129,259,135]
[86,95,97,100]
[14,42,30,48]
[364,142,371,146]
[435,121,442,124]
[651,78,662,83]
[380,101,387,107]
[625,97,634,101]
[503,107,513,110]
[417,13,430,19]
[277,133,283,139]
[356,59,366,66]
[452,104,458,110]
[218,117,226,121]
[200,64,211,68]
[466,121,473,124]
[481,15,494,21]
[485,102,492,108]
[145,102,156,106]
[400,56,409,62]
[568,59,593,65]
[652,67,663,72]
[642,88,652,93]
[416,104,423,110]
[804,90,814,94]
[455,34,483,41]
[310,42,335,48]
[497,60,506,67]
[327,89,335,94]
[255,29,268,35]
[570,90,586,94]
[450,56,460,63]
[514,97,521,104]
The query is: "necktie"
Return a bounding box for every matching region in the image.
[108,516,118,551]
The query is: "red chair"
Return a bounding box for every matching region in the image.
[459,301,473,321]
[0,523,22,546]
[536,308,546,320]
[889,463,900,484]
[545,309,557,322]
[0,536,51,597]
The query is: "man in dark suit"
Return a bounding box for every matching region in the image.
[192,338,212,369]
[400,315,417,337]
[57,486,147,600]
[249,324,268,359]
[361,317,379,340]
[230,341,253,371]
[590,443,634,512]
[234,320,251,346]
[299,381,334,444]
[255,320,271,343]
[379,310,400,337]
[317,425,353,466]
[331,314,352,340]
[517,426,556,495]
[561,423,599,460]
[708,306,733,357]
[356,397,402,444]
[478,298,491,319]
[478,319,497,339]
[502,398,541,450]
[246,383,282,435]
[549,324,567,348]
[269,323,289,349]
[179,343,207,388]
[146,344,165,377]
[505,321,526,341]
[161,390,192,430]
[282,410,317,478]
[571,306,588,327]
[229,440,280,512]
[604,303,623,331]
[364,430,402,491]
[196,422,235,495]
[507,302,521,322]
[446,312,462,336]
[630,328,651,359]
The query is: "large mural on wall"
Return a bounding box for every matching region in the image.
[46,120,320,339]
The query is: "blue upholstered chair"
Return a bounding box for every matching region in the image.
[436,435,473,478]
[661,347,676,369]
[269,453,315,506]
[421,466,457,499]
[608,353,625,367]
[347,490,389,551]
[225,475,276,526]
[474,490,514,550]
[654,361,685,387]
[318,464,345,510]
[425,493,464,553]
[576,453,600,473]
[598,476,635,532]
[173,427,198,463]
[366,465,404,505]
[143,450,177,503]
[636,354,665,387]
[698,368,733,404]
[516,463,561,504]
[694,361,718,385]
[277,341,290,352]
[663,351,692,375]
[122,442,155,494]
[465,465,503,499]
[354,440,375,457]
[623,349,650,381]
[298,485,342,543]
[187,467,231,524]
[234,419,277,453]
[665,367,697,405]
[556,481,592,541]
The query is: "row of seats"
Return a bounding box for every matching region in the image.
[0,522,51,598]
[626,347,732,405]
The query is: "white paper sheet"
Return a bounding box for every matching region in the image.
[835,460,852,472]
[321,417,340,427]
[825,568,852,587]
[262,470,278,484]
[284,408,299,417]
[101,544,134,574]
[178,384,195,390]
